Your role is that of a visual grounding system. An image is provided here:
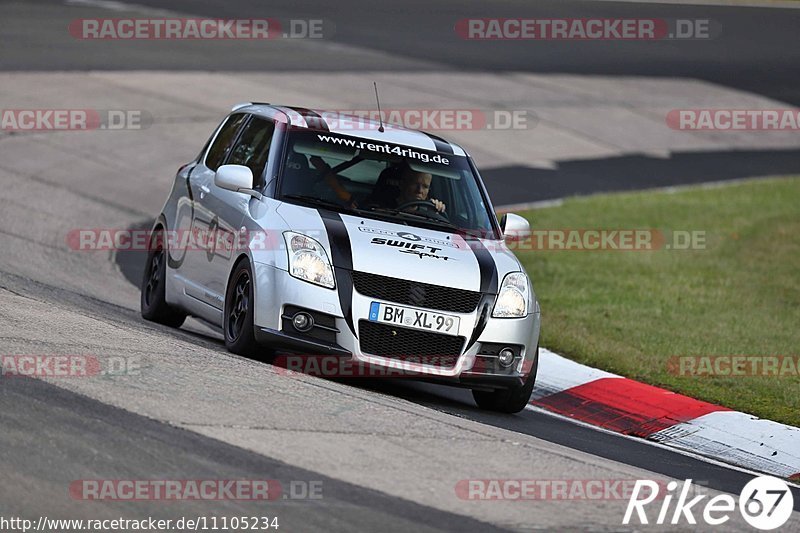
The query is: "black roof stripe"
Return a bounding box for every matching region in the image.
[421,131,454,155]
[288,106,329,132]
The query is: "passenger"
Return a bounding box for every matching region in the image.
[309,155,358,208]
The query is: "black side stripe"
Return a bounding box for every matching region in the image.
[318,209,356,336]
[465,237,498,350]
[421,132,454,155]
[291,107,329,132]
[167,163,198,269]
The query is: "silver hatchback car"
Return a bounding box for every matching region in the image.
[141,103,541,413]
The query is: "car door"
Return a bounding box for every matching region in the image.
[193,115,277,316]
[178,113,248,316]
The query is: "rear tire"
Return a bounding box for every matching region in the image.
[224,259,269,359]
[140,227,187,328]
[472,345,539,414]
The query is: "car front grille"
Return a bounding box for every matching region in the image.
[352,271,482,313]
[358,320,465,368]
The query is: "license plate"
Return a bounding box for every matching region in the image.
[368,302,460,336]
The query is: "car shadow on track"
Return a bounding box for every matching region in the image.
[116,218,156,289]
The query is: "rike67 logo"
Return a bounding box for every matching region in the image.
[623,476,794,530]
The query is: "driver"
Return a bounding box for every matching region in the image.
[395,165,446,213]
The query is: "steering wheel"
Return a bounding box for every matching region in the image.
[396,200,449,221]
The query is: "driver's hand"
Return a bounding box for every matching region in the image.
[310,155,352,204]
[431,199,446,213]
[309,156,330,172]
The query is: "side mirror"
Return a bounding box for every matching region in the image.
[500,213,531,241]
[215,165,262,199]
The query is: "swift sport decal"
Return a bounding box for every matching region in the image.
[357,226,459,248]
[369,237,454,260]
[398,249,450,260]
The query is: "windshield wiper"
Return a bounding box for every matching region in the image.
[282,195,360,214]
[283,196,458,231]
[368,207,459,230]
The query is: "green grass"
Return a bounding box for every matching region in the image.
[513,177,800,426]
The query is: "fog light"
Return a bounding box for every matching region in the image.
[292,312,314,332]
[498,348,515,367]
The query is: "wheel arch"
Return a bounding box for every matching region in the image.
[151,214,168,233]
[225,252,256,311]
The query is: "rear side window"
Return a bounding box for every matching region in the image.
[205,114,247,171]
[227,117,276,185]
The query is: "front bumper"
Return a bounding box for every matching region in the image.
[253,327,351,357]
[253,263,541,388]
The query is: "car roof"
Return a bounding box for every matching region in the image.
[231,102,469,157]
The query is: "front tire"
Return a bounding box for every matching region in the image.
[472,345,539,414]
[140,228,187,328]
[224,259,268,359]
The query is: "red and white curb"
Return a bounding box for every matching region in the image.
[528,348,800,481]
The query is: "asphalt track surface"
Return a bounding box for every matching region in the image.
[2,0,800,530]
[8,0,800,106]
[5,0,800,204]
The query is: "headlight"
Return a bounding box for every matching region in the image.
[283,232,335,289]
[492,272,528,318]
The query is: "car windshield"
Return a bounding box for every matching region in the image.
[278,129,498,237]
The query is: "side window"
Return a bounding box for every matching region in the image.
[205,114,247,171]
[227,117,276,185]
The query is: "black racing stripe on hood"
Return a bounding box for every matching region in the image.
[291,107,329,132]
[470,238,498,295]
[465,238,499,350]
[422,132,454,155]
[318,209,355,335]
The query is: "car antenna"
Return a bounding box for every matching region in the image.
[373,81,385,133]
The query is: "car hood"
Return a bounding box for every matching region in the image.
[276,203,521,293]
